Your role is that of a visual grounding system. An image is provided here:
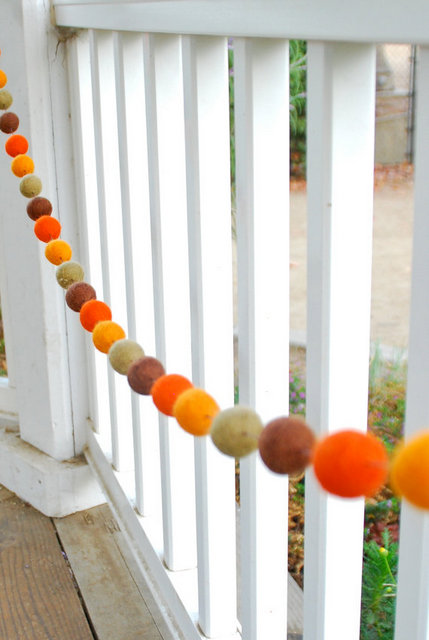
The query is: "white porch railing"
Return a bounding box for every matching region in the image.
[1,1,429,638]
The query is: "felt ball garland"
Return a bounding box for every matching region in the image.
[3,50,429,512]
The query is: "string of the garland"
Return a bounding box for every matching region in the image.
[0,52,427,511]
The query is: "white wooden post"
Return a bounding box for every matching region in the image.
[304,42,376,640]
[182,35,238,637]
[394,45,429,640]
[235,37,290,640]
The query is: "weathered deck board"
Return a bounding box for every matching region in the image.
[0,485,94,640]
[54,504,164,640]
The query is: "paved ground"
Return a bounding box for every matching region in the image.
[290,179,414,353]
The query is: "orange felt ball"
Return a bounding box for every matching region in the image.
[173,388,220,436]
[44,239,72,265]
[390,431,429,509]
[34,216,61,242]
[11,154,34,177]
[5,134,28,157]
[0,70,7,88]
[313,430,388,498]
[151,374,193,416]
[80,299,112,332]
[92,320,126,354]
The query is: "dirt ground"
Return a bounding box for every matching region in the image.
[290,167,414,352]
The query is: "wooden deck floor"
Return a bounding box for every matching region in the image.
[0,484,303,639]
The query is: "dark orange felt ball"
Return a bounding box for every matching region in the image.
[27,197,53,221]
[258,416,316,475]
[80,299,112,332]
[312,429,388,498]
[127,356,166,395]
[34,215,61,242]
[66,282,96,312]
[5,133,28,157]
[0,112,19,133]
[151,374,193,416]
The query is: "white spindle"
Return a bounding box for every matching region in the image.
[147,33,197,571]
[304,42,376,640]
[394,45,429,640]
[89,30,134,472]
[235,37,290,640]
[182,35,238,637]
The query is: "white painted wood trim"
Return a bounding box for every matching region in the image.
[394,45,429,640]
[304,42,376,640]
[235,37,290,639]
[54,0,429,44]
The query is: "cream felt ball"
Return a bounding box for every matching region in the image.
[56,261,85,289]
[108,339,145,375]
[20,175,42,198]
[210,406,264,458]
[0,90,13,110]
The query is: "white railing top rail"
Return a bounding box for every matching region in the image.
[54,0,429,44]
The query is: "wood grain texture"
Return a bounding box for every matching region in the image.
[54,504,164,640]
[0,489,94,639]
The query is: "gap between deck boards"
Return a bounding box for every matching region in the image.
[0,485,303,640]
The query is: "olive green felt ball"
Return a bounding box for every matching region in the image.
[56,261,85,289]
[108,339,145,375]
[210,406,264,458]
[0,90,13,110]
[65,282,96,312]
[20,175,42,198]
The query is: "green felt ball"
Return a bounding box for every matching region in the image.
[0,90,13,110]
[19,175,42,198]
[108,339,145,375]
[56,261,85,289]
[210,406,264,458]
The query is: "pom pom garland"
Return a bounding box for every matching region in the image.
[20,174,42,197]
[80,299,112,331]
[5,133,27,156]
[108,339,145,375]
[34,215,61,242]
[66,282,96,312]
[0,112,19,133]
[92,320,126,354]
[45,239,72,265]
[56,261,85,289]
[2,48,429,513]
[27,197,53,220]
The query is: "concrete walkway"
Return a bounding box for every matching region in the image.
[290,181,414,353]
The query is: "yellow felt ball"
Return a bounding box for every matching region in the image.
[45,239,72,265]
[390,431,429,510]
[173,388,220,436]
[11,154,34,177]
[92,320,126,354]
[0,70,7,89]
[19,175,42,198]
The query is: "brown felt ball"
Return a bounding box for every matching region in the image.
[65,282,96,312]
[258,416,316,475]
[0,90,13,110]
[56,261,85,289]
[210,406,263,458]
[20,175,42,198]
[108,339,145,375]
[127,356,165,395]
[0,112,19,133]
[27,197,53,221]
